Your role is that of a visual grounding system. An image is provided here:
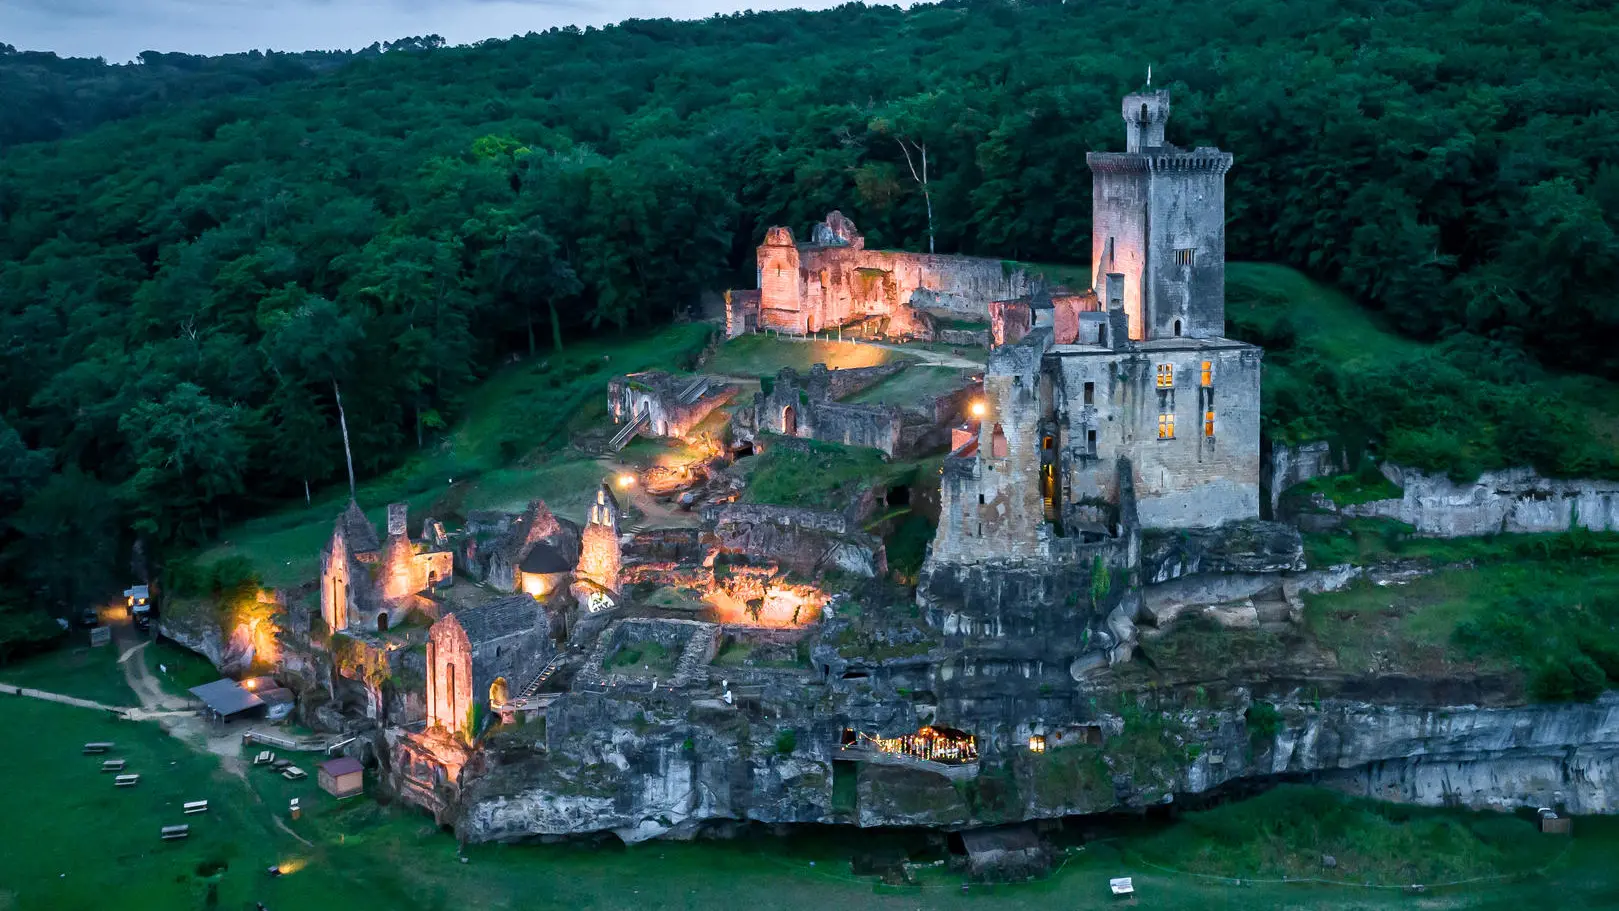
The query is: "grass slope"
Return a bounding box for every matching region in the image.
[1226,262,1619,480]
[703,334,910,378]
[191,323,713,588]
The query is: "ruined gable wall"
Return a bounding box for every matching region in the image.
[804,401,904,457]
[426,617,472,739]
[929,336,1050,565]
[757,226,1032,336]
[321,528,349,632]
[576,522,621,593]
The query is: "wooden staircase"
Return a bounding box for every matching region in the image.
[609,408,650,451]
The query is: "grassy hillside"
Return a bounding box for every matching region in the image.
[1226,262,1619,480]
[189,322,712,588]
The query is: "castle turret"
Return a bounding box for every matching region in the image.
[1123,89,1171,153]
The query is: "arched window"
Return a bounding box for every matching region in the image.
[990,423,1008,458]
[1140,103,1149,122]
[1173,319,1182,337]
[782,404,797,436]
[376,612,389,633]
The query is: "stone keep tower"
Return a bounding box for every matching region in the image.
[1087,88,1234,342]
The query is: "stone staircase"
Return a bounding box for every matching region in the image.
[609,408,650,451]
[519,652,572,699]
[675,376,709,405]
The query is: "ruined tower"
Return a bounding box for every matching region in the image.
[1088,88,1234,342]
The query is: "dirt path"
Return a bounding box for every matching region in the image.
[112,620,249,778]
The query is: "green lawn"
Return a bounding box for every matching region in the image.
[843,365,974,409]
[703,333,911,378]
[145,638,222,700]
[1302,531,1619,694]
[0,639,137,706]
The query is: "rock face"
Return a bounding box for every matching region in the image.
[706,505,886,578]
[1342,465,1619,537]
[418,647,1619,844]
[1140,519,1304,584]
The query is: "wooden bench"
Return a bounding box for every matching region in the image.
[83,742,114,755]
[100,759,126,772]
[114,774,140,787]
[183,800,209,815]
[160,825,189,840]
[253,750,275,766]
[281,766,306,781]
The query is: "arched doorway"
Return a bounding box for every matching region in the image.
[782,404,798,436]
[1173,319,1182,337]
[377,612,389,633]
[489,677,509,706]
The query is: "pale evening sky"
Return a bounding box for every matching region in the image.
[1,0,857,62]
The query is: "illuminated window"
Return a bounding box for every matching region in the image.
[1200,361,1213,386]
[1205,410,1215,438]
[1158,413,1175,439]
[1156,364,1173,388]
[1028,736,1047,753]
[1174,248,1195,266]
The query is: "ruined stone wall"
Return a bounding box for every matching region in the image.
[929,332,1052,564]
[989,299,1031,348]
[936,328,989,348]
[1340,465,1619,536]
[751,215,1032,337]
[576,522,621,593]
[1266,440,1350,516]
[608,373,735,439]
[752,367,904,456]
[725,290,760,338]
[706,505,885,578]
[426,618,472,740]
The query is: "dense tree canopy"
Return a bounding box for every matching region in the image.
[1,0,1617,611]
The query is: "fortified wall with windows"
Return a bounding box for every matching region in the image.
[920,88,1262,653]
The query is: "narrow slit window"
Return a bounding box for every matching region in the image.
[1156,364,1174,388]
[1200,361,1213,386]
[1174,248,1195,266]
[1158,413,1175,440]
[1205,410,1215,437]
[1083,381,1095,405]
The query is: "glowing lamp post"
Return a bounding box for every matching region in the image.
[969,401,987,420]
[616,473,635,490]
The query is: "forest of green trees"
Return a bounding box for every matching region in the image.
[1,0,1617,633]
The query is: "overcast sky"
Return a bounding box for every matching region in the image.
[3,0,855,62]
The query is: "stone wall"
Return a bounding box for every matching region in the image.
[936,328,989,348]
[706,504,886,578]
[752,366,904,457]
[744,212,1033,337]
[1265,440,1349,516]
[608,372,736,440]
[1339,465,1619,536]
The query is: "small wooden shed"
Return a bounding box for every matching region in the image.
[317,757,364,799]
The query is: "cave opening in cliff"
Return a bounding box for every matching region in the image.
[733,440,755,460]
[847,725,979,764]
[885,484,910,507]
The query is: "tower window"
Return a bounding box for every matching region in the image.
[1043,436,1054,451]
[978,493,985,505]
[1201,361,1213,386]
[1156,364,1174,388]
[1087,429,1097,453]
[1173,319,1182,337]
[990,423,1008,458]
[1205,410,1216,438]
[1174,248,1195,266]
[1158,412,1175,440]
[1083,381,1095,405]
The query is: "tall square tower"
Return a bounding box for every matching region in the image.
[1087,90,1234,342]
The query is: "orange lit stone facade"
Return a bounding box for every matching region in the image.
[732,212,1033,339]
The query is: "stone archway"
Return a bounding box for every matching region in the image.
[782,404,798,437]
[377,612,389,633]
